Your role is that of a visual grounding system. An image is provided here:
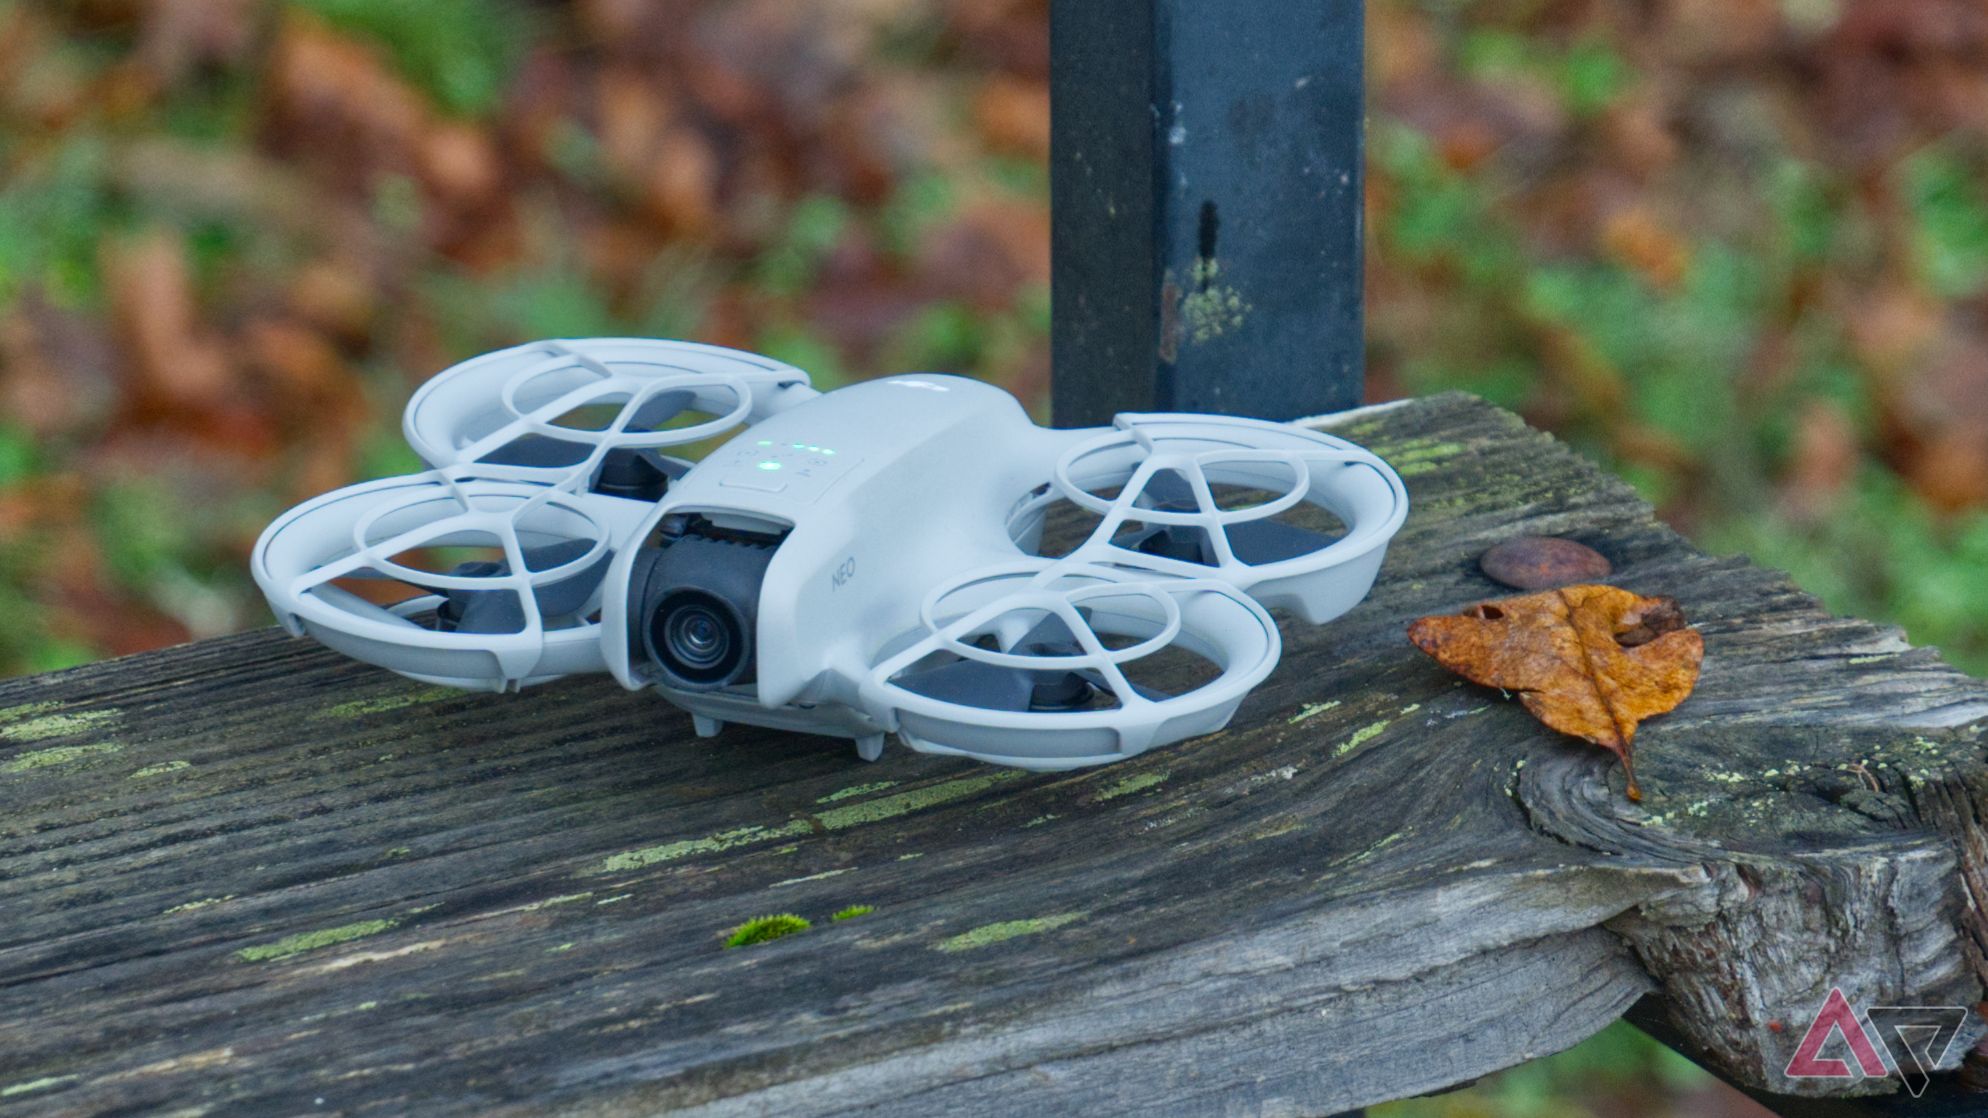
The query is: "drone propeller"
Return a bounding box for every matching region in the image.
[892,613,1168,713]
[1010,414,1407,625]
[475,390,698,471]
[862,562,1279,770]
[252,474,651,690]
[424,538,614,635]
[1116,468,1339,567]
[402,339,811,493]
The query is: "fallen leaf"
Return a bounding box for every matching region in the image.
[1407,584,1705,801]
[972,74,1049,158]
[103,228,237,412]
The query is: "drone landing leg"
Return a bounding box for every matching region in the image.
[854,734,885,762]
[692,714,723,738]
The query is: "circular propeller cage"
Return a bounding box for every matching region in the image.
[862,560,1280,770]
[253,339,808,691]
[403,337,809,482]
[1011,414,1408,623]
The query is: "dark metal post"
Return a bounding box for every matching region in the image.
[1050,0,1367,425]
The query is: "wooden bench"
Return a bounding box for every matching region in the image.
[4,392,1984,1116]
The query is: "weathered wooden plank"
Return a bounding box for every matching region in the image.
[1,394,1984,1116]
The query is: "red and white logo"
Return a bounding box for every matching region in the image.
[1783,987,1971,1098]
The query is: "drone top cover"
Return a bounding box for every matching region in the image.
[254,338,1408,771]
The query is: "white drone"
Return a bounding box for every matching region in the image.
[253,339,1408,771]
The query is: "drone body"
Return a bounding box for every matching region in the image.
[254,339,1407,771]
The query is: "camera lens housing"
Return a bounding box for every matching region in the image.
[631,531,778,692]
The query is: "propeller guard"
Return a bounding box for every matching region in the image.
[402,337,811,477]
[252,474,649,691]
[861,561,1280,770]
[1018,413,1408,623]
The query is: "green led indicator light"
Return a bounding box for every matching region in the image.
[756,439,772,446]
[821,448,836,455]
[756,459,783,472]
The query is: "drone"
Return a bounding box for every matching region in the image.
[253,339,1408,771]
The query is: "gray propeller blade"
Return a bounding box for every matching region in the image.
[1225,520,1334,565]
[1138,468,1199,511]
[1120,466,1333,566]
[428,540,613,634]
[893,614,1169,711]
[892,657,1037,711]
[1117,468,1214,563]
[478,389,698,469]
[626,389,696,430]
[449,590,526,635]
[480,435,593,468]
[1074,668,1169,703]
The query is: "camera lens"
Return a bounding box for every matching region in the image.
[648,590,748,688]
[667,605,728,668]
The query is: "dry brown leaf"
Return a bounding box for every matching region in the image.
[972,74,1049,158]
[103,229,236,411]
[1407,584,1705,801]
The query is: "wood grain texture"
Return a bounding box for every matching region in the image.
[2,393,1984,1116]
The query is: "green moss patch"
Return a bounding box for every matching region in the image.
[816,780,899,804]
[724,913,811,948]
[1095,769,1169,802]
[236,919,398,962]
[318,685,458,720]
[934,911,1088,952]
[0,706,117,743]
[594,772,1023,874]
[130,759,191,778]
[1,742,121,774]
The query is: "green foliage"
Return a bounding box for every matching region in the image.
[1902,149,1988,299]
[756,196,853,297]
[754,322,850,389]
[358,428,428,483]
[1705,470,1988,675]
[0,427,38,486]
[1558,40,1631,116]
[1459,32,1630,117]
[1373,1022,1711,1118]
[830,904,874,922]
[723,913,812,948]
[425,250,709,354]
[93,481,197,592]
[289,0,532,117]
[879,173,958,258]
[888,301,985,372]
[0,138,117,306]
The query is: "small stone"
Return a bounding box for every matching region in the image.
[1478,536,1612,590]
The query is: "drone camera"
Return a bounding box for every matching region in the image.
[632,522,781,692]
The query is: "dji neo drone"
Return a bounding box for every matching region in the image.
[253,339,1408,771]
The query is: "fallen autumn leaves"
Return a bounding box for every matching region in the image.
[1407,584,1705,801]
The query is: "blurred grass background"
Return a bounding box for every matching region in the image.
[1,1,1984,1112]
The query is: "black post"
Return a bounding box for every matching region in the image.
[1050,0,1367,426]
